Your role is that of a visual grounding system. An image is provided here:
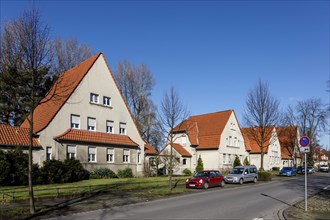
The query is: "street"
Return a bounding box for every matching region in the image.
[50,173,330,220]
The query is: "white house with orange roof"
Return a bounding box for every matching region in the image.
[241,126,281,170]
[276,126,301,167]
[161,110,248,174]
[19,53,146,176]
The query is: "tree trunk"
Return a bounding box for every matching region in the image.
[169,144,173,191]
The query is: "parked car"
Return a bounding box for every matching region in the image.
[297,166,304,174]
[279,167,297,177]
[224,165,258,184]
[319,164,329,172]
[297,165,315,174]
[307,166,315,174]
[185,170,225,189]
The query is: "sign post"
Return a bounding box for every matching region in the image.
[299,136,310,212]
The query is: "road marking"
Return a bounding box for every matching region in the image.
[252,218,263,220]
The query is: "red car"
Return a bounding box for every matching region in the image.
[185,170,225,189]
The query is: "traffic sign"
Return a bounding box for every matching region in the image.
[299,136,310,147]
[300,146,310,153]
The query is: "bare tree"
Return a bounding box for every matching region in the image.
[51,37,93,78]
[0,8,52,214]
[243,79,280,171]
[158,86,189,190]
[113,61,162,149]
[285,98,328,165]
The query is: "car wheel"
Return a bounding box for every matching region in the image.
[239,178,244,185]
[253,177,257,183]
[203,182,209,189]
[220,180,225,187]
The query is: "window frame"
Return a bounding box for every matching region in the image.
[106,148,114,163]
[67,145,76,159]
[123,149,130,163]
[90,93,99,104]
[103,96,111,106]
[119,122,126,135]
[88,147,97,162]
[106,120,114,133]
[71,114,80,129]
[87,117,96,131]
[46,146,52,160]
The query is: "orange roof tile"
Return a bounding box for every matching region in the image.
[276,126,298,159]
[241,126,275,153]
[144,144,158,155]
[172,143,192,157]
[174,110,233,149]
[21,53,102,133]
[54,129,139,147]
[0,124,41,147]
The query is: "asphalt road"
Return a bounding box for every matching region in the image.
[50,173,330,220]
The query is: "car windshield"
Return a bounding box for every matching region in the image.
[282,167,292,170]
[194,171,209,177]
[230,168,244,174]
[320,165,327,167]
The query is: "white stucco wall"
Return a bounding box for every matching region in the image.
[37,55,145,175]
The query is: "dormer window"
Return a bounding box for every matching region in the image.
[103,96,111,106]
[90,93,99,104]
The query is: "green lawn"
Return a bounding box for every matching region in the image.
[0,176,189,201]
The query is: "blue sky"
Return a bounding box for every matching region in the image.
[1,0,329,148]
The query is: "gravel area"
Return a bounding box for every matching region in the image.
[284,188,330,220]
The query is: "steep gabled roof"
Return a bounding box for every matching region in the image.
[241,126,276,153]
[0,124,41,147]
[54,129,139,147]
[145,144,158,155]
[172,143,192,157]
[173,110,233,149]
[21,53,102,133]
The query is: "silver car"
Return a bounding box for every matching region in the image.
[224,165,258,184]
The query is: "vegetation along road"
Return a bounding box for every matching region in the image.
[48,173,329,220]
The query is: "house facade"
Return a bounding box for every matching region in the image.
[242,126,281,170]
[19,53,146,176]
[160,110,248,174]
[277,126,301,167]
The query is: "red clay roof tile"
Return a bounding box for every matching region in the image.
[0,124,41,147]
[21,53,102,133]
[54,129,139,147]
[172,143,192,157]
[144,144,158,155]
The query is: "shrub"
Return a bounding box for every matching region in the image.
[258,171,272,181]
[272,167,280,171]
[0,149,29,186]
[93,168,117,179]
[117,167,134,178]
[40,159,66,184]
[182,168,192,176]
[233,155,242,167]
[63,158,85,182]
[243,157,250,165]
[195,155,204,172]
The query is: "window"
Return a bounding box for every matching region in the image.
[119,122,126,135]
[88,147,96,162]
[71,114,80,129]
[234,137,237,147]
[90,93,99,103]
[46,146,52,160]
[138,150,141,164]
[103,96,111,106]
[223,154,226,164]
[228,136,232,146]
[228,154,231,163]
[67,145,76,159]
[106,120,114,133]
[123,149,129,163]
[106,148,114,163]
[182,136,187,146]
[88,117,96,131]
[183,158,187,165]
